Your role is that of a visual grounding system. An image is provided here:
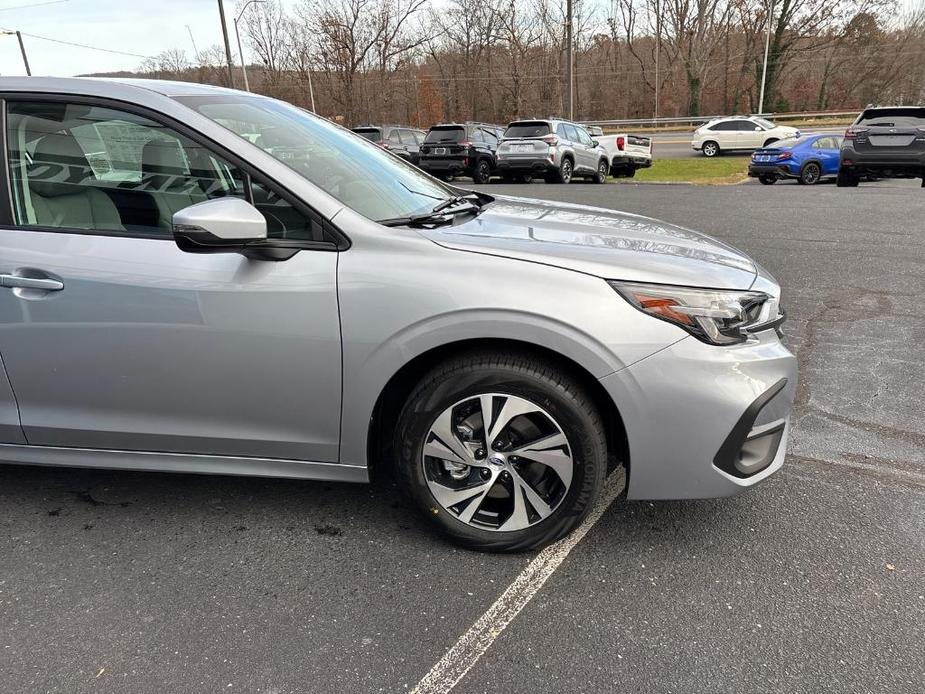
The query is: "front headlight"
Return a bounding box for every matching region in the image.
[608,280,781,345]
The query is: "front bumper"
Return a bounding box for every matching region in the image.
[599,329,797,500]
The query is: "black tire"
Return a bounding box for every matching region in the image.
[624,167,637,178]
[394,351,608,552]
[836,168,859,187]
[758,174,777,185]
[592,159,608,184]
[547,157,573,184]
[702,141,720,158]
[472,159,492,184]
[799,162,822,185]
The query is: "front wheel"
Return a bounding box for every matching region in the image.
[592,159,608,184]
[472,159,492,184]
[758,174,777,185]
[702,141,720,157]
[395,352,607,552]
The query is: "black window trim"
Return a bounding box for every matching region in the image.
[0,92,350,252]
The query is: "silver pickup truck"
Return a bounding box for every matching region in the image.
[586,126,653,178]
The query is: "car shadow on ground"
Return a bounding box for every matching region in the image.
[0,462,753,556]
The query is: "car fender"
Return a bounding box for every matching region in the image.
[333,211,685,468]
[338,306,655,469]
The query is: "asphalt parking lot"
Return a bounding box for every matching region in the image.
[2,178,923,694]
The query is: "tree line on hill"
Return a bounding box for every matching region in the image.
[103,0,925,126]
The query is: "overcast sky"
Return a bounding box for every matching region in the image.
[0,0,287,76]
[0,0,922,77]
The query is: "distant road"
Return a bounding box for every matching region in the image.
[648,125,848,159]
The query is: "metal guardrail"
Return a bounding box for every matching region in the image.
[581,110,859,129]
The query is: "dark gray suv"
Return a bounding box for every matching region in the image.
[837,107,925,187]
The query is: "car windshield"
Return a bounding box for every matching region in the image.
[859,108,925,127]
[177,95,453,222]
[352,128,381,141]
[504,122,551,138]
[425,126,465,143]
[754,117,776,129]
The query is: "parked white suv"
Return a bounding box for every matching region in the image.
[692,116,800,157]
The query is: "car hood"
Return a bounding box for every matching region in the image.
[419,196,758,289]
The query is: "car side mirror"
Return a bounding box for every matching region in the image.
[591,139,599,147]
[755,127,762,131]
[172,197,267,255]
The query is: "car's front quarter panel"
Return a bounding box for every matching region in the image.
[333,206,686,468]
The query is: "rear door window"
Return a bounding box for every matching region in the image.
[564,124,582,142]
[710,121,737,131]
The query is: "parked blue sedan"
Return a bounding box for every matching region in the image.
[748,134,843,185]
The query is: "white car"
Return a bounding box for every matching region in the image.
[692,117,800,157]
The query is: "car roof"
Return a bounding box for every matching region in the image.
[0,75,240,98]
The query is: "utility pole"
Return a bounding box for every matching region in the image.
[307,66,316,112]
[566,0,574,120]
[15,31,29,76]
[654,0,660,122]
[1,30,31,75]
[234,0,266,92]
[217,0,235,88]
[758,0,775,115]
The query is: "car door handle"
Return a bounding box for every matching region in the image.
[0,274,64,291]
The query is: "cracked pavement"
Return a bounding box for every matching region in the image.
[1,178,923,693]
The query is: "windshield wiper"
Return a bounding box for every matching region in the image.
[378,198,481,228]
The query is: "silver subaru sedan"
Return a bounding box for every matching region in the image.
[0,78,796,551]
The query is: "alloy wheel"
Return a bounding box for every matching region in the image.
[422,393,574,532]
[703,142,718,157]
[474,160,491,184]
[561,160,572,183]
[801,163,820,185]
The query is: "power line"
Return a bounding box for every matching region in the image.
[0,27,152,59]
[0,0,67,11]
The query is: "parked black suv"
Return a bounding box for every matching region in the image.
[418,122,506,183]
[352,125,427,166]
[837,107,925,187]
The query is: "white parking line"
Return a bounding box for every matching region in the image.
[410,470,626,694]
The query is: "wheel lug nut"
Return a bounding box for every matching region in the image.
[475,449,486,459]
[480,469,491,480]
